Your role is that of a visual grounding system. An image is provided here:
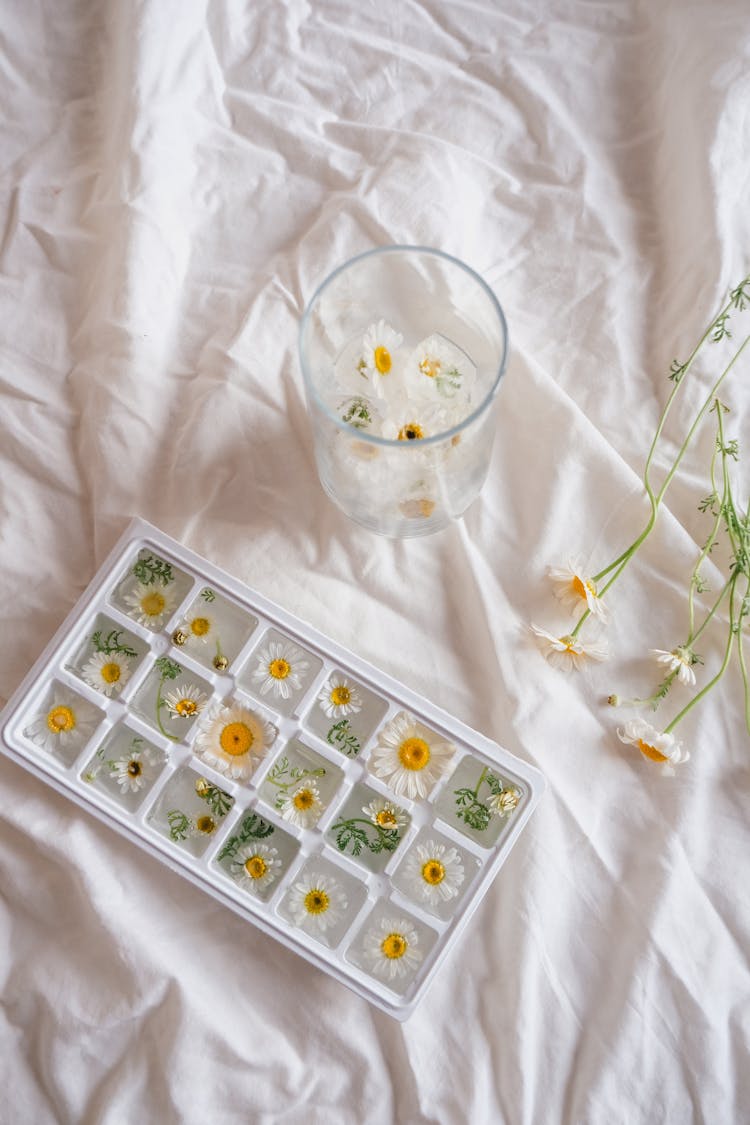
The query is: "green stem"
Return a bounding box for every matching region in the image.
[472,766,489,799]
[688,409,723,637]
[155,680,178,742]
[267,767,324,793]
[336,817,399,844]
[665,576,738,733]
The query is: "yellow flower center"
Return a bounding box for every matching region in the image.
[572,575,596,600]
[141,591,166,617]
[422,859,445,885]
[398,736,431,771]
[100,662,121,684]
[269,658,290,680]
[375,808,398,828]
[175,698,198,716]
[190,617,211,637]
[559,635,578,654]
[293,787,315,811]
[374,346,392,374]
[126,760,142,777]
[419,357,440,379]
[219,721,254,757]
[381,933,408,960]
[196,815,216,835]
[330,685,351,707]
[245,855,267,879]
[47,705,75,734]
[398,423,425,441]
[304,888,330,915]
[637,738,669,763]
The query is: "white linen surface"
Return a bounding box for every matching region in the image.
[1,1,749,1122]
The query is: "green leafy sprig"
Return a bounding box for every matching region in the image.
[454,766,518,831]
[265,756,325,810]
[326,719,361,757]
[91,629,138,657]
[133,554,174,587]
[218,813,275,862]
[166,809,191,841]
[330,815,401,857]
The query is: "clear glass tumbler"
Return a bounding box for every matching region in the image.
[299,246,508,537]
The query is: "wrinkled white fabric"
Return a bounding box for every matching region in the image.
[1,1,749,1122]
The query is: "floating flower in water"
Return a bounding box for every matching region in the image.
[112,747,158,793]
[163,683,209,720]
[230,843,282,893]
[287,870,348,934]
[26,687,99,753]
[251,640,310,700]
[183,608,217,645]
[123,581,176,628]
[616,717,690,775]
[81,651,133,697]
[362,796,408,833]
[277,781,324,829]
[359,320,403,398]
[487,785,520,817]
[317,673,362,719]
[362,915,423,981]
[369,711,455,799]
[548,558,609,623]
[193,701,274,780]
[406,333,475,402]
[402,840,465,905]
[530,624,608,671]
[650,646,697,686]
[379,396,451,443]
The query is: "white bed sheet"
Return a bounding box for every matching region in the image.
[1,1,749,1122]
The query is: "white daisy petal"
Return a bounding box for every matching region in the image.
[251,640,309,700]
[230,843,282,893]
[277,781,324,829]
[405,333,476,404]
[530,623,608,671]
[402,841,465,906]
[112,748,158,793]
[25,687,100,753]
[360,319,404,400]
[193,701,275,780]
[617,717,690,775]
[317,674,363,719]
[81,651,133,697]
[649,648,697,687]
[123,581,176,628]
[183,608,217,645]
[162,683,209,720]
[547,558,609,623]
[368,711,455,800]
[361,915,423,981]
[362,797,408,833]
[287,870,348,934]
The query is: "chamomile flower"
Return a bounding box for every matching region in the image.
[81,651,133,697]
[123,581,176,628]
[530,624,608,671]
[112,747,159,793]
[251,640,309,700]
[650,647,697,686]
[379,396,451,443]
[183,608,217,645]
[487,786,521,817]
[277,781,324,829]
[230,843,282,893]
[359,320,403,398]
[362,915,423,981]
[191,813,219,839]
[362,797,408,833]
[548,558,609,623]
[317,674,362,719]
[163,683,209,720]
[286,869,348,934]
[402,840,465,905]
[369,711,455,800]
[405,333,475,402]
[617,718,690,776]
[193,701,274,780]
[25,687,99,753]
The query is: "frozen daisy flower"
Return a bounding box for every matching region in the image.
[81,651,133,697]
[617,718,690,776]
[163,683,209,720]
[123,581,176,628]
[402,840,465,905]
[112,747,158,793]
[362,796,408,833]
[193,701,274,780]
[362,915,423,982]
[530,624,608,671]
[183,608,217,646]
[405,333,476,402]
[191,813,219,839]
[369,711,455,800]
[359,319,403,399]
[650,646,697,687]
[548,558,609,623]
[317,674,362,719]
[287,870,348,935]
[251,640,310,700]
[230,843,282,893]
[25,687,99,753]
[277,781,324,829]
[379,395,452,443]
[487,786,521,818]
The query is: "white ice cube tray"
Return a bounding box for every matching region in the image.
[0,517,545,1019]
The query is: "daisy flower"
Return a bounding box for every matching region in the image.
[123,581,176,628]
[183,608,217,645]
[277,781,324,829]
[402,840,465,906]
[317,674,362,719]
[488,786,521,817]
[25,687,99,754]
[362,796,408,833]
[616,717,690,775]
[112,746,159,793]
[193,701,275,780]
[369,711,455,800]
[405,333,475,402]
[191,813,219,839]
[530,624,608,671]
[379,394,452,443]
[163,683,209,720]
[362,915,423,982]
[251,640,310,700]
[81,650,132,697]
[650,646,697,686]
[359,319,403,399]
[286,869,348,934]
[230,843,282,893]
[548,558,609,623]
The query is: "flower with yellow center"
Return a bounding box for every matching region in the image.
[360,319,403,398]
[530,623,608,671]
[163,683,208,720]
[488,786,521,818]
[123,581,176,628]
[25,686,100,754]
[81,650,133,698]
[362,797,408,833]
[650,646,697,687]
[369,711,455,800]
[287,868,348,935]
[277,780,324,828]
[617,718,690,776]
[548,558,609,623]
[193,814,217,837]
[406,333,475,402]
[112,746,160,794]
[183,609,216,645]
[317,673,363,719]
[397,422,425,441]
[362,915,423,982]
[402,840,466,907]
[230,843,281,893]
[193,700,275,780]
[251,639,310,701]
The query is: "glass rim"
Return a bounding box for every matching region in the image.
[298,244,509,449]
